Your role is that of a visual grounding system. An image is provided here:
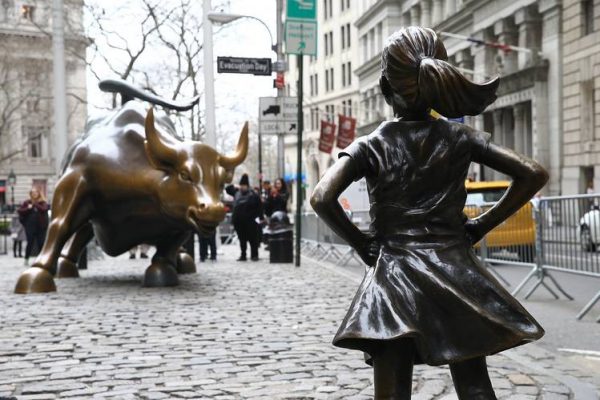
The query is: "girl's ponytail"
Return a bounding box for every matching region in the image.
[382,27,499,118]
[417,57,499,118]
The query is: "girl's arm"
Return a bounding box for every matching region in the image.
[310,157,379,266]
[466,141,549,244]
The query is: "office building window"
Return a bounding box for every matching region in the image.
[325,69,329,91]
[341,25,345,49]
[21,4,34,20]
[346,23,351,48]
[324,33,329,56]
[346,62,352,85]
[329,31,334,55]
[24,126,43,158]
[348,99,352,116]
[330,68,334,91]
[342,63,346,87]
[583,0,595,35]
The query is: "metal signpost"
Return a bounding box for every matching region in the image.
[284,0,317,266]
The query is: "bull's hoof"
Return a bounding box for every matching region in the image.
[14,267,57,294]
[56,257,80,278]
[143,262,179,287]
[176,252,196,274]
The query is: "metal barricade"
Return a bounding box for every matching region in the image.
[0,213,9,255]
[301,196,600,321]
[522,194,600,320]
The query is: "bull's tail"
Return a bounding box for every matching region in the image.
[98,79,200,112]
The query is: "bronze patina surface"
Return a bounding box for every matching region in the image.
[311,27,548,399]
[15,80,248,294]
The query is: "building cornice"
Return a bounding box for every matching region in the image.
[355,55,380,78]
[355,0,398,28]
[496,61,549,97]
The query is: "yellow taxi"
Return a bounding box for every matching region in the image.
[464,180,536,262]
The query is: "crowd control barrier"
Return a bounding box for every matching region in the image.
[301,194,600,321]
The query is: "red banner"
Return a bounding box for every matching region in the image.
[318,120,336,153]
[336,114,356,149]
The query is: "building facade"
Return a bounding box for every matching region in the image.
[355,0,563,195]
[284,0,361,208]
[561,0,600,194]
[0,0,87,209]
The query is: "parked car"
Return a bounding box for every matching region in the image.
[464,180,536,262]
[579,205,600,252]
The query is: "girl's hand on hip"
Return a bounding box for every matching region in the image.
[358,235,380,267]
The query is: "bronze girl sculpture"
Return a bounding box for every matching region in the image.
[311,27,548,400]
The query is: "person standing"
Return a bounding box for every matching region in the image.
[226,174,262,261]
[260,180,272,202]
[264,178,289,218]
[10,215,25,258]
[129,244,149,259]
[199,232,217,261]
[17,187,49,265]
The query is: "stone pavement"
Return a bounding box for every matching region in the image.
[0,245,598,400]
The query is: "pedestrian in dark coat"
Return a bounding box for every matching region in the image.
[17,187,49,265]
[226,174,262,261]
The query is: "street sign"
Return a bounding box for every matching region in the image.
[259,120,298,135]
[284,20,317,56]
[259,96,298,135]
[272,60,288,72]
[287,0,316,20]
[216,57,272,76]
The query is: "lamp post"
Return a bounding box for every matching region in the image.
[207,12,277,52]
[7,169,16,211]
[203,0,216,148]
[207,11,277,187]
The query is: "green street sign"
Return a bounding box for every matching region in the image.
[284,20,317,56]
[287,0,316,20]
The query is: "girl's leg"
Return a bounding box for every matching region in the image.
[372,340,416,400]
[450,356,497,400]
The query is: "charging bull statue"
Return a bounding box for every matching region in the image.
[15,79,248,293]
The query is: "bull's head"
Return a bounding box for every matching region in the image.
[144,108,248,234]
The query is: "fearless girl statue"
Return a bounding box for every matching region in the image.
[310,27,548,399]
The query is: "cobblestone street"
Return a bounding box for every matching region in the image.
[0,245,599,399]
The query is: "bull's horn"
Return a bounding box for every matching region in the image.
[144,108,179,168]
[218,121,249,169]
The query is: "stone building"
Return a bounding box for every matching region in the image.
[354,0,563,195]
[284,0,361,208]
[0,0,87,209]
[561,0,600,194]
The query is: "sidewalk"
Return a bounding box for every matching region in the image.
[0,245,598,399]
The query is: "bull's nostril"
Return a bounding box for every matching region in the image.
[198,203,206,210]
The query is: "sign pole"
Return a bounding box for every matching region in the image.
[276,0,285,179]
[258,130,263,188]
[295,52,303,267]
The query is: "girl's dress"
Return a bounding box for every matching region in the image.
[334,119,543,366]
